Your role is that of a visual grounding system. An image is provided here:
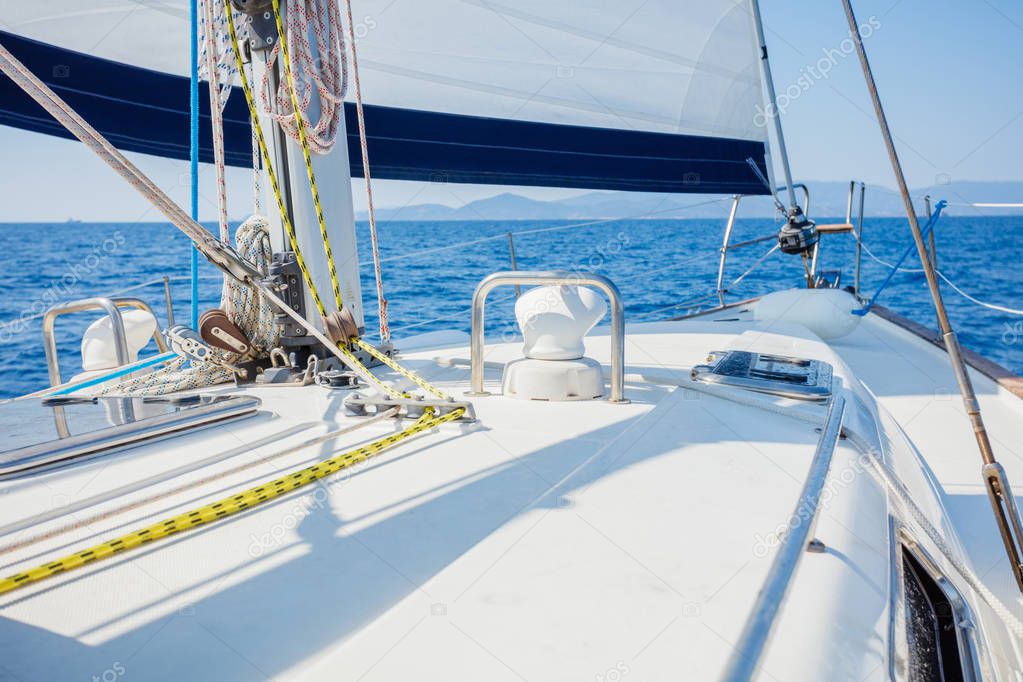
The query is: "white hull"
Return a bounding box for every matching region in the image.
[2,304,1022,680]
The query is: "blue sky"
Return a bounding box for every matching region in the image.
[0,0,1020,221]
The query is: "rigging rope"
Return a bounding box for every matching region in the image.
[0,406,464,597]
[343,0,389,342]
[224,4,449,403]
[261,0,347,154]
[198,0,232,244]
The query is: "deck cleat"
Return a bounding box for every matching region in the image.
[343,393,476,423]
[315,368,361,390]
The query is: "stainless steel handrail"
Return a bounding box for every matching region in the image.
[721,395,847,682]
[43,297,169,386]
[853,182,867,298]
[0,275,193,332]
[716,184,810,303]
[468,271,628,404]
[809,181,862,279]
[716,196,742,306]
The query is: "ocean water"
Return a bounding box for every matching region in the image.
[1,215,1020,399]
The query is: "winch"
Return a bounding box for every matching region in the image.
[777,206,819,255]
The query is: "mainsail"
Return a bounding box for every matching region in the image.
[0,0,773,194]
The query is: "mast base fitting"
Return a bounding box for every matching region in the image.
[777,207,819,255]
[323,309,360,347]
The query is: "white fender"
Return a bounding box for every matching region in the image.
[81,309,159,372]
[753,288,861,340]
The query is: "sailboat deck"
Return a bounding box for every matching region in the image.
[0,310,1019,680]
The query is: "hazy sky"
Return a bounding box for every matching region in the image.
[1,0,1020,221]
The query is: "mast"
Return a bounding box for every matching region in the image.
[839,0,1023,592]
[747,0,796,211]
[240,0,365,335]
[747,0,818,264]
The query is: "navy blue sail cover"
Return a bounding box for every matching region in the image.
[0,30,769,195]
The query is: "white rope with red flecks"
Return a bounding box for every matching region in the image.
[260,0,347,154]
[200,0,390,341]
[198,0,232,244]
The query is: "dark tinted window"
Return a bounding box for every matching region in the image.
[903,551,964,682]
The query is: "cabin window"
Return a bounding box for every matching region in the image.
[902,550,965,682]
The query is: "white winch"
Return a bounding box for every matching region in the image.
[501,285,607,401]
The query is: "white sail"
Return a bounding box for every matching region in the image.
[2,1,192,75]
[356,0,766,142]
[5,0,767,143]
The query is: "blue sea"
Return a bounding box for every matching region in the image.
[1,216,1020,399]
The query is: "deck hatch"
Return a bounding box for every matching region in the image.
[691,351,833,400]
[0,394,261,478]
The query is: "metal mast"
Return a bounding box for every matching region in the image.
[840,0,1023,591]
[747,0,796,211]
[748,0,819,264]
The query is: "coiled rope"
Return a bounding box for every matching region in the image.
[260,0,347,154]
[95,216,280,396]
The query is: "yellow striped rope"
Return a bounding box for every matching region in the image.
[224,6,445,403]
[270,0,345,312]
[224,5,329,320]
[355,338,448,399]
[0,407,464,597]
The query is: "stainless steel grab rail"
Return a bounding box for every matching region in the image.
[468,271,628,404]
[716,183,810,305]
[721,395,847,682]
[43,297,169,387]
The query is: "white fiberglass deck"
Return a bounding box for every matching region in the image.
[0,309,1020,680]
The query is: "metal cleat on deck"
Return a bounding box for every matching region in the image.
[343,393,477,423]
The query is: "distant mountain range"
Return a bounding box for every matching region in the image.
[358,181,1023,222]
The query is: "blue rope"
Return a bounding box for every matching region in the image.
[189,0,200,329]
[854,200,947,316]
[48,352,180,396]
